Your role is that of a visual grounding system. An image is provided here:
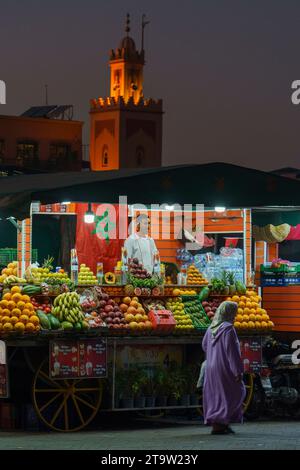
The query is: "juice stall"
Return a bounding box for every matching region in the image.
[0,163,300,430]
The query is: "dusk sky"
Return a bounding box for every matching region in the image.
[1,0,300,170]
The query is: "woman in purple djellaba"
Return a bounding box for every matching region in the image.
[202,301,245,435]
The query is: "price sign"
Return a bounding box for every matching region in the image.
[49,339,107,379]
[240,337,262,373]
[0,341,8,398]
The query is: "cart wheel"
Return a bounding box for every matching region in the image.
[196,372,254,416]
[32,358,103,432]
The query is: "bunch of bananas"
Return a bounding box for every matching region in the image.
[51,292,85,324]
[3,275,26,286]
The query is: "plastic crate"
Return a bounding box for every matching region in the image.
[148,309,176,333]
[0,248,38,266]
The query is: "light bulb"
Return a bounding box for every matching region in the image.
[214,206,226,213]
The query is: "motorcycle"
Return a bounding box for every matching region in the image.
[246,338,300,419]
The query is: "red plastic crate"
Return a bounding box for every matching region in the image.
[148,310,176,333]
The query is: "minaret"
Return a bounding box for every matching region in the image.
[90,14,163,171]
[109,14,144,103]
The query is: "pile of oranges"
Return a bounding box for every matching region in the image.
[0,261,18,283]
[227,290,274,331]
[0,286,40,334]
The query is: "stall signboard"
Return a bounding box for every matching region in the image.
[240,337,262,373]
[32,202,76,214]
[116,344,183,370]
[49,339,107,379]
[0,341,8,398]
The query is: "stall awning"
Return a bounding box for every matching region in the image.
[2,162,300,219]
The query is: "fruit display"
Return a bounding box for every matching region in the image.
[229,290,274,331]
[210,272,247,296]
[98,291,127,329]
[187,265,208,285]
[0,285,40,334]
[22,285,42,296]
[31,297,52,314]
[2,275,27,286]
[142,298,166,312]
[78,264,97,285]
[51,292,86,329]
[103,286,124,296]
[201,298,222,320]
[172,288,197,296]
[182,297,211,329]
[127,258,162,289]
[120,296,152,331]
[165,276,173,285]
[166,298,194,331]
[0,261,19,283]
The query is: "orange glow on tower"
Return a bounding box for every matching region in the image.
[90,14,163,171]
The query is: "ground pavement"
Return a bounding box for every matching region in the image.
[0,420,299,450]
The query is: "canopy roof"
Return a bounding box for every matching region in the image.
[1,162,300,219]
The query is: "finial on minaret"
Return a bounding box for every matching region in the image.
[125,13,130,36]
[141,14,150,52]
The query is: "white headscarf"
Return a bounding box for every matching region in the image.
[210,301,238,336]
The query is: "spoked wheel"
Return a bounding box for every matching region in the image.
[33,358,103,432]
[196,372,254,416]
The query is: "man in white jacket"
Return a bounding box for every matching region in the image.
[124,214,158,274]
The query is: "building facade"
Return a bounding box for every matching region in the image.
[0,106,83,174]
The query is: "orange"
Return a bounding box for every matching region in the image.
[2,293,11,301]
[0,300,8,309]
[244,308,251,315]
[261,309,267,316]
[7,301,16,310]
[240,296,247,302]
[125,313,135,323]
[129,321,138,329]
[246,302,252,309]
[29,315,39,326]
[2,309,10,317]
[11,286,21,294]
[268,321,274,329]
[130,301,139,309]
[237,308,243,315]
[11,308,21,317]
[22,309,31,317]
[24,303,34,311]
[262,314,269,322]
[256,307,262,315]
[11,293,22,303]
[232,295,240,302]
[3,323,13,332]
[234,321,241,329]
[250,308,256,315]
[239,302,245,309]
[10,316,18,325]
[123,297,131,305]
[251,302,258,309]
[25,322,35,332]
[248,321,255,329]
[241,322,248,329]
[20,315,29,324]
[255,314,262,322]
[261,321,268,329]
[236,314,243,323]
[242,314,249,322]
[21,295,30,303]
[1,316,10,324]
[35,325,41,332]
[14,322,25,333]
[249,314,256,321]
[17,301,26,310]
[255,321,262,329]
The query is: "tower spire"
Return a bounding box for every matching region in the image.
[141,14,150,52]
[125,13,130,36]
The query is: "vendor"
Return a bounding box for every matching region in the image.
[124,213,158,274]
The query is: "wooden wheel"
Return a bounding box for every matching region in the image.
[32,358,103,432]
[196,372,254,416]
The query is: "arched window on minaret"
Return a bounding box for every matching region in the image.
[102,145,109,167]
[136,146,145,167]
